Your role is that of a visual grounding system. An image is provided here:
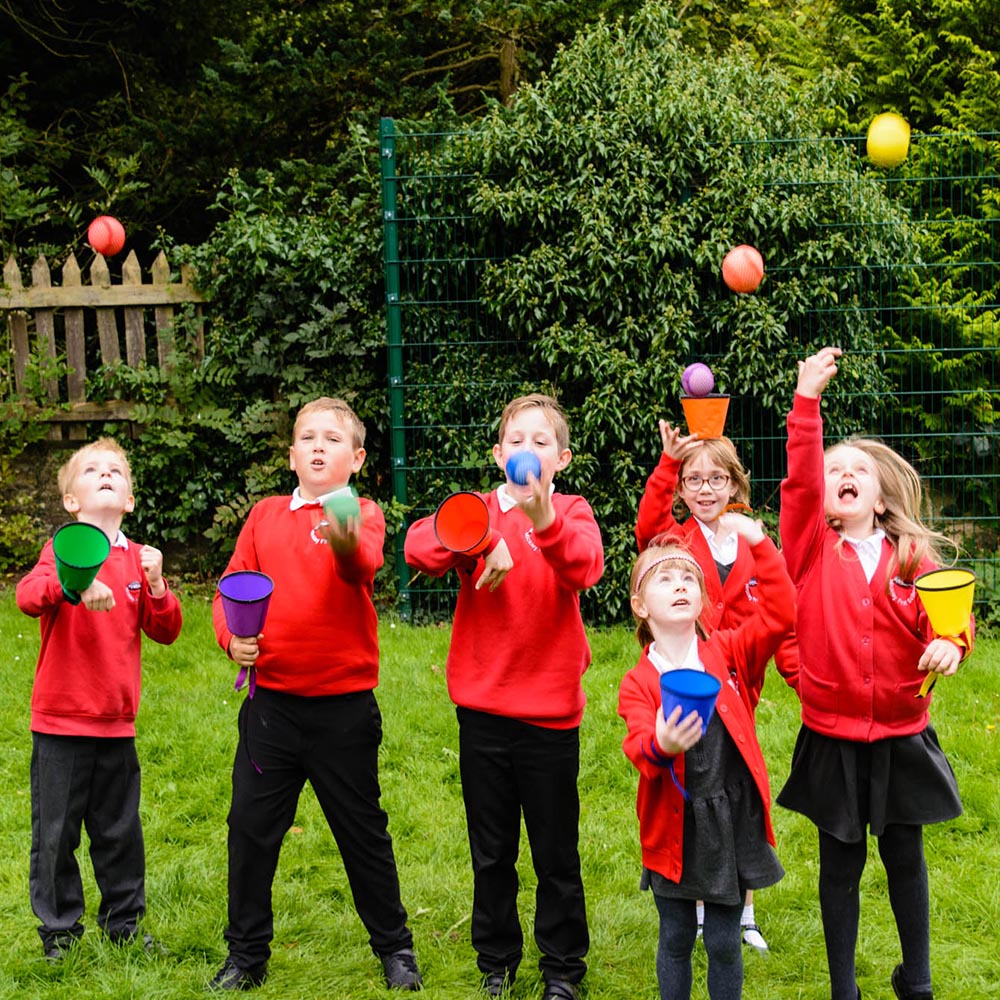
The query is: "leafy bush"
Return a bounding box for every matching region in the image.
[399,5,910,623]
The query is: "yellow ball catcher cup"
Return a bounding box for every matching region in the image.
[914,567,975,698]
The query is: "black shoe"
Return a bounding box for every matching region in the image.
[43,935,79,964]
[542,980,579,1000]
[482,969,515,996]
[892,964,934,1000]
[107,929,167,955]
[381,948,423,991]
[207,958,269,991]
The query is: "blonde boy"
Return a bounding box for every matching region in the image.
[16,437,183,959]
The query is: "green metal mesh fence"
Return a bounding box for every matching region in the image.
[381,119,999,623]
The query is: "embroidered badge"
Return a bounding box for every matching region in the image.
[744,577,759,603]
[523,528,539,552]
[889,576,916,606]
[126,580,142,603]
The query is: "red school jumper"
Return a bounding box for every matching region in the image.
[404,490,604,728]
[617,536,795,882]
[212,495,385,696]
[17,538,182,737]
[635,451,799,698]
[779,393,974,742]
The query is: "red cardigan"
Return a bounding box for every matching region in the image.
[635,451,799,697]
[779,393,974,741]
[213,494,385,697]
[405,490,604,728]
[17,537,182,737]
[618,536,795,882]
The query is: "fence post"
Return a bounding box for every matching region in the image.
[61,254,87,440]
[381,117,412,620]
[3,256,29,399]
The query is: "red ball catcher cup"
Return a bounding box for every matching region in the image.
[433,492,492,555]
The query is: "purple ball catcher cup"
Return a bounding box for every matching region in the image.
[218,570,274,637]
[660,668,721,735]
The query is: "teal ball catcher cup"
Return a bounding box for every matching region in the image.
[218,570,274,638]
[52,522,111,605]
[660,668,721,734]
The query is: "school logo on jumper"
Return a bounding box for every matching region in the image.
[126,580,142,603]
[523,528,539,551]
[889,576,916,606]
[744,577,759,603]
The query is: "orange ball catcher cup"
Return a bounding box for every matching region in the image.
[433,492,492,555]
[681,395,730,439]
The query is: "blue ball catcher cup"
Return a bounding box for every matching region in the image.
[660,668,721,734]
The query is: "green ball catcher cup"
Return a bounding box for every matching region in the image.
[52,522,112,605]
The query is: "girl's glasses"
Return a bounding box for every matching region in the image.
[681,473,730,490]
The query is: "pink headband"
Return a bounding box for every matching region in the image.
[633,551,703,595]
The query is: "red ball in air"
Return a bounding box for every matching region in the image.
[87,216,126,257]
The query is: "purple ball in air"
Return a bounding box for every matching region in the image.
[685,363,715,397]
[506,451,541,485]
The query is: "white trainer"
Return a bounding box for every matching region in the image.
[742,922,769,951]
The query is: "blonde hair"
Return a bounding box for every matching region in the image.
[498,393,570,452]
[673,436,751,519]
[629,535,710,646]
[293,397,366,449]
[826,436,957,582]
[57,437,132,496]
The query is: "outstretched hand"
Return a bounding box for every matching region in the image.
[717,511,766,546]
[658,419,700,462]
[797,346,842,398]
[476,537,513,591]
[917,637,963,678]
[654,703,704,756]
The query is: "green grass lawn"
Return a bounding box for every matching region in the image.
[0,584,997,999]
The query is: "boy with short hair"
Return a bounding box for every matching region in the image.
[208,396,421,992]
[16,437,183,960]
[404,393,604,1000]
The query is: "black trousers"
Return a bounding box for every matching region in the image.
[29,733,146,950]
[225,687,413,968]
[457,707,589,984]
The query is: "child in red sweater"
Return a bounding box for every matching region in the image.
[404,393,604,1000]
[618,521,794,1000]
[778,347,973,1000]
[16,438,182,960]
[635,418,798,947]
[208,397,420,993]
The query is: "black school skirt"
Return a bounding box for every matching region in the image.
[777,723,962,842]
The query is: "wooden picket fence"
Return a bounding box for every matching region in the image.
[0,249,205,440]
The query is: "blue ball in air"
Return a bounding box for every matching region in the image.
[506,451,541,485]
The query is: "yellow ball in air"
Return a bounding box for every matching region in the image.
[866,112,910,168]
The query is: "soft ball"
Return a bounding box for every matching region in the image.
[866,112,910,168]
[685,363,715,397]
[506,451,541,486]
[324,491,360,526]
[87,216,126,256]
[722,244,764,293]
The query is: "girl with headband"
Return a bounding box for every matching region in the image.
[617,518,796,1000]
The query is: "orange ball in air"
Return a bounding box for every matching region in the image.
[721,244,764,294]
